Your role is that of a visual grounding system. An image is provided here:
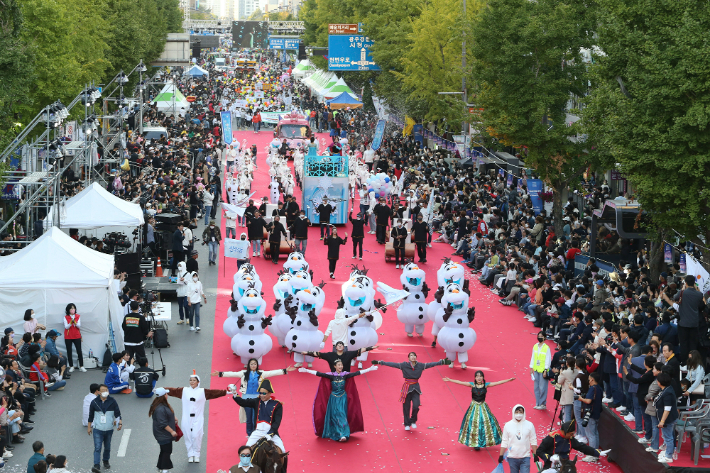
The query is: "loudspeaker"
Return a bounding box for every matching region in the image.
[115,252,141,289]
[155,213,182,225]
[298,43,307,60]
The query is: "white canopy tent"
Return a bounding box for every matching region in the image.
[292,59,315,78]
[186,65,209,77]
[153,81,191,117]
[45,182,145,229]
[0,227,125,356]
[322,77,358,100]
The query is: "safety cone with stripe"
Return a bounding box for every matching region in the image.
[155,257,163,277]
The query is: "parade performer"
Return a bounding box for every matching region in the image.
[212,360,295,436]
[371,353,451,430]
[302,340,378,372]
[166,371,228,463]
[428,259,465,348]
[397,262,430,337]
[232,379,287,455]
[434,281,477,369]
[285,284,326,367]
[443,371,515,450]
[534,419,608,469]
[298,361,378,441]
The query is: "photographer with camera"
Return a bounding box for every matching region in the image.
[578,372,605,462]
[535,418,607,469]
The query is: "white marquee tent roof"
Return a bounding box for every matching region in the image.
[45,182,145,229]
[0,227,115,289]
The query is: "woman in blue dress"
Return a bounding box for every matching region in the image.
[299,360,378,441]
[444,370,515,450]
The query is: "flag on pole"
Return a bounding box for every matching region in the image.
[376,282,409,306]
[224,238,250,259]
[686,255,710,293]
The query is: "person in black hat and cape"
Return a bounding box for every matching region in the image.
[534,419,609,469]
[232,379,287,455]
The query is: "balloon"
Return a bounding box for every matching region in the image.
[384,177,390,183]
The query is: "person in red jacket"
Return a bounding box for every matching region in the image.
[252,110,261,133]
[64,303,87,372]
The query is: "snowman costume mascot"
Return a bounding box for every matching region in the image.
[270,271,293,347]
[434,281,476,369]
[340,272,379,368]
[285,283,326,367]
[397,262,431,337]
[231,287,273,366]
[283,251,309,274]
[428,259,465,347]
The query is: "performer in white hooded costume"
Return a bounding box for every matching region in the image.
[166,371,228,463]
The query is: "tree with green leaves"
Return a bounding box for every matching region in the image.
[583,0,710,274]
[470,0,596,235]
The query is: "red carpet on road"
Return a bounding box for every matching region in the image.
[206,130,623,473]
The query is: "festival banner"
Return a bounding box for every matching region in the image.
[528,179,544,215]
[686,255,710,293]
[680,253,687,273]
[663,243,673,263]
[221,111,233,144]
[224,238,250,259]
[371,119,386,151]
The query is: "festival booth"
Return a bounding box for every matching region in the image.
[0,227,125,356]
[326,92,363,110]
[153,82,191,117]
[186,65,209,78]
[44,182,145,231]
[322,78,358,100]
[292,59,315,78]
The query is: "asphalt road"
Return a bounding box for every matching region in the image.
[4,217,221,473]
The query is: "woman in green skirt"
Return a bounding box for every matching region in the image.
[443,371,515,450]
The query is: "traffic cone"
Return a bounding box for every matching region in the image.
[155,257,163,277]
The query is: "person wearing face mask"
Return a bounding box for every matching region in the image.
[166,371,229,463]
[87,384,122,473]
[104,352,131,394]
[201,220,222,266]
[390,219,408,269]
[63,303,86,373]
[23,309,45,335]
[348,211,366,260]
[186,272,207,332]
[150,387,177,473]
[411,213,430,263]
[232,445,260,473]
[499,405,538,473]
[289,210,311,256]
[530,331,552,410]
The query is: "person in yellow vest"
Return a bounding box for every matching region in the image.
[530,331,552,410]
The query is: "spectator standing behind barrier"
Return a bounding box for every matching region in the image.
[87,384,122,473]
[661,275,703,364]
[63,303,86,373]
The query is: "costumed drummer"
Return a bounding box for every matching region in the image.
[232,379,287,454]
[534,419,609,469]
[371,352,451,430]
[166,371,229,464]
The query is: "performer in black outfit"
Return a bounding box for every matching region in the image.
[324,227,347,279]
[390,219,408,269]
[411,214,430,263]
[285,196,300,228]
[316,198,333,239]
[303,341,378,371]
[266,216,288,264]
[371,353,451,430]
[373,197,392,244]
[348,211,366,260]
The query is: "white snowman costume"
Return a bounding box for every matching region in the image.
[283,252,309,274]
[269,177,280,204]
[341,280,378,365]
[397,262,430,336]
[231,288,273,365]
[270,272,294,347]
[223,296,241,338]
[169,372,227,463]
[428,260,465,336]
[434,282,477,367]
[285,285,326,366]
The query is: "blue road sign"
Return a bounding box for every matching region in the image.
[269,38,301,50]
[328,35,381,71]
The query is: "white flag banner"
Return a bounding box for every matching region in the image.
[376,282,410,306]
[221,202,246,217]
[686,255,710,293]
[224,238,249,259]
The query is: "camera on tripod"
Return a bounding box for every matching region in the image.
[103,232,131,252]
